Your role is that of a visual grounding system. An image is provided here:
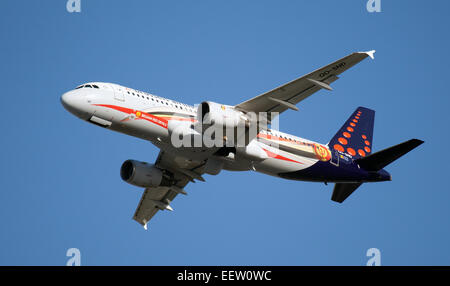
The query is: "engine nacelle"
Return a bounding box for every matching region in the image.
[120,160,164,188]
[197,101,249,129]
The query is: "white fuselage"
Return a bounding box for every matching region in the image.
[61,82,331,179]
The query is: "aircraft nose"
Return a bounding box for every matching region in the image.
[60,91,73,109]
[61,90,91,119]
[61,91,79,113]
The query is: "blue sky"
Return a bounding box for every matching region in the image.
[0,0,449,265]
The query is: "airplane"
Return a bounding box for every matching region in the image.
[61,50,423,230]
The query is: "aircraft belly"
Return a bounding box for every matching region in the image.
[108,120,167,141]
[278,160,370,183]
[253,156,316,178]
[92,106,113,122]
[222,160,252,171]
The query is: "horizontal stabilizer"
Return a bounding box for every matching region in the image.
[331,183,363,203]
[356,139,424,171]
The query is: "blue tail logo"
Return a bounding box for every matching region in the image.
[329,107,375,159]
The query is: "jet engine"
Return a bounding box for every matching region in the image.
[197,101,250,129]
[120,160,168,188]
[197,101,262,147]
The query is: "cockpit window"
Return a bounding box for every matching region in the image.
[75,84,101,89]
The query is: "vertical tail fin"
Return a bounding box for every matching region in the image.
[329,107,375,159]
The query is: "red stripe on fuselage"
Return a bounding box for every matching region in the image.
[155,115,196,122]
[93,104,169,129]
[262,148,303,164]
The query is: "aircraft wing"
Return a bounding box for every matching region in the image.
[235,51,375,117]
[132,150,207,229]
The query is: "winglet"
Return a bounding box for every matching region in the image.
[361,50,376,60]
